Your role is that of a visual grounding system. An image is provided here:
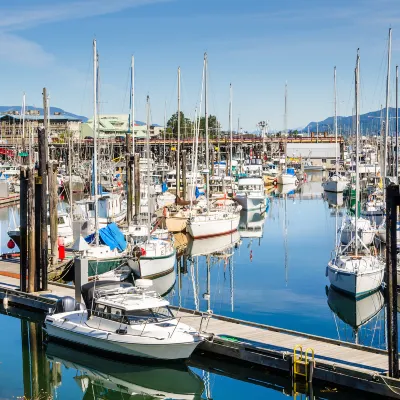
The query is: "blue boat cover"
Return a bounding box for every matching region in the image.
[85,223,127,252]
[287,168,295,176]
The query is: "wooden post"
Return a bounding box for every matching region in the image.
[19,166,28,293]
[134,153,140,221]
[386,184,399,378]
[48,161,58,266]
[182,150,187,200]
[34,175,41,291]
[40,89,49,290]
[27,167,36,293]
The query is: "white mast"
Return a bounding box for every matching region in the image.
[146,95,151,242]
[355,49,360,256]
[334,67,338,176]
[131,55,135,153]
[384,28,392,183]
[163,100,166,173]
[93,39,99,245]
[204,53,209,211]
[229,83,233,177]
[176,67,181,198]
[22,93,26,154]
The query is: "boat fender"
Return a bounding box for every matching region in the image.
[334,271,338,281]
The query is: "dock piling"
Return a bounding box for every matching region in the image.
[48,161,59,266]
[19,166,28,292]
[27,167,36,293]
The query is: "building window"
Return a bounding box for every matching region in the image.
[322,159,327,164]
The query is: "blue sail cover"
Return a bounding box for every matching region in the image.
[85,223,127,252]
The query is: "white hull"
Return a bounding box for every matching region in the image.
[234,195,266,211]
[327,256,384,297]
[127,248,175,279]
[45,322,200,360]
[187,212,240,239]
[340,229,375,246]
[276,174,297,185]
[323,180,347,193]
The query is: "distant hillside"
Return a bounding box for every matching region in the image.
[304,107,399,135]
[0,106,88,122]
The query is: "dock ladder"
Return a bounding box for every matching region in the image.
[293,345,315,399]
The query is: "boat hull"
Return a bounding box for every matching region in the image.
[45,323,200,360]
[127,251,176,280]
[187,214,240,239]
[327,261,384,297]
[276,174,297,185]
[323,180,347,193]
[234,195,266,211]
[88,257,126,277]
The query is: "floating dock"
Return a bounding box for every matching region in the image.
[0,259,399,399]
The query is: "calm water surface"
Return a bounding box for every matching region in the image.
[0,173,391,399]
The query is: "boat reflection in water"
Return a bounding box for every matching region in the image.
[186,230,241,257]
[324,191,344,208]
[327,286,385,346]
[46,342,205,400]
[238,210,267,239]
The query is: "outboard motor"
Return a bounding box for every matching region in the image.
[54,296,85,314]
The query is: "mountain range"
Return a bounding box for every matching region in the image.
[304,107,400,135]
[0,106,88,122]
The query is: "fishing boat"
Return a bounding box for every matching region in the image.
[262,163,278,185]
[234,177,266,211]
[44,280,208,360]
[327,54,384,298]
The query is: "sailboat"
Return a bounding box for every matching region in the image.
[323,67,348,193]
[187,53,241,239]
[327,50,384,298]
[126,96,176,280]
[75,40,127,278]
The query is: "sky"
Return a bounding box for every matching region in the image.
[1,0,400,131]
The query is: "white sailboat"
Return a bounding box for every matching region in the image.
[187,54,240,239]
[323,67,348,193]
[327,51,384,298]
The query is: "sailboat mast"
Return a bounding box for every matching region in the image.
[93,39,99,246]
[396,65,399,177]
[355,49,360,256]
[163,100,166,175]
[229,83,233,178]
[284,82,288,136]
[334,67,338,176]
[204,53,209,210]
[146,95,151,242]
[384,28,392,183]
[176,67,181,198]
[131,55,135,153]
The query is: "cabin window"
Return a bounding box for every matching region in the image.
[124,307,173,324]
[88,203,95,211]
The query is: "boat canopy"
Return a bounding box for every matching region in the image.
[85,223,127,252]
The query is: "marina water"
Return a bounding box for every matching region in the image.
[0,173,391,399]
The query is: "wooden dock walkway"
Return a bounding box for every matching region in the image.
[0,263,399,398]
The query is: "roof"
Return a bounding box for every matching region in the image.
[0,114,82,122]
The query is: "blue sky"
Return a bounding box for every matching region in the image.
[0,0,400,131]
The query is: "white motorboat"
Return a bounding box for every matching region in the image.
[276,168,298,185]
[340,216,375,246]
[45,280,208,360]
[157,191,176,208]
[327,254,384,297]
[234,177,266,211]
[322,174,348,193]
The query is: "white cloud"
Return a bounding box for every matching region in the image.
[0,32,55,66]
[0,0,170,31]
